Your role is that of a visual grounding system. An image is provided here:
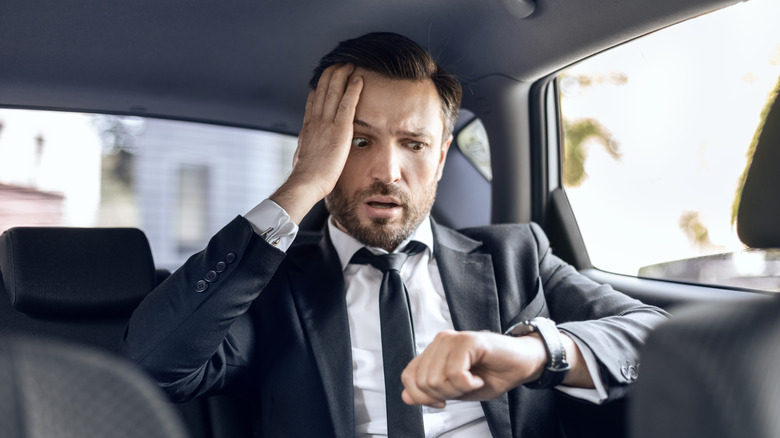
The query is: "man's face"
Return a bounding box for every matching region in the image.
[325,69,452,251]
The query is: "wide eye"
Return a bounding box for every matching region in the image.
[351,137,370,148]
[407,141,425,151]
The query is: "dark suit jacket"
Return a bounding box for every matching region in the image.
[631,295,780,438]
[123,216,667,438]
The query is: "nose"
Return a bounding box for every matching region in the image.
[369,143,402,185]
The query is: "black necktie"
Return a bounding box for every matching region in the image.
[350,241,426,437]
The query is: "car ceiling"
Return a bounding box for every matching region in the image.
[0,0,738,135]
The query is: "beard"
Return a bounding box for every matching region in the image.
[325,180,437,251]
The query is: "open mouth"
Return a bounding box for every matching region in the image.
[364,196,404,219]
[367,201,400,209]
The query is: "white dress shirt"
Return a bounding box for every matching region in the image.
[328,215,491,437]
[244,199,607,437]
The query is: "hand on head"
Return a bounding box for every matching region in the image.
[270,63,363,224]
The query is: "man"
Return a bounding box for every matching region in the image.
[122,32,668,437]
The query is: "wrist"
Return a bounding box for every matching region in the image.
[270,179,326,225]
[505,317,571,389]
[520,333,547,383]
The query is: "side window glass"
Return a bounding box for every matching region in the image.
[558,0,780,292]
[0,110,297,270]
[456,118,492,180]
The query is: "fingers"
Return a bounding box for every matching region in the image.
[335,74,363,126]
[400,331,545,408]
[310,63,360,123]
[295,62,362,173]
[284,63,363,208]
[401,331,486,408]
[301,89,316,128]
[309,63,335,121]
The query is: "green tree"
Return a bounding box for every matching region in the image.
[562,118,619,187]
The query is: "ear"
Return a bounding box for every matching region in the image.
[435,134,453,182]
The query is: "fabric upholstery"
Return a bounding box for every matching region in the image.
[0,334,188,438]
[0,226,216,438]
[630,296,780,438]
[0,227,155,317]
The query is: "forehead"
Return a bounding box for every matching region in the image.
[352,69,444,136]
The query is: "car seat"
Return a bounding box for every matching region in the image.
[0,226,250,438]
[737,80,780,248]
[0,333,189,438]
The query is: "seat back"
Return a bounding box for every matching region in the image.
[0,227,214,438]
[0,227,154,343]
[737,79,780,248]
[0,333,189,438]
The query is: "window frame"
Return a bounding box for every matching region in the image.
[538,3,780,301]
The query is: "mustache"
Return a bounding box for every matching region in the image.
[356,182,410,205]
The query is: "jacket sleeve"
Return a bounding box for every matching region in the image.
[528,223,671,400]
[120,215,286,401]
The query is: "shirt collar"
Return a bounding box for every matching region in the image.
[327,215,434,271]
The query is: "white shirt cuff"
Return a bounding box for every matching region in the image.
[243,199,299,252]
[555,333,608,404]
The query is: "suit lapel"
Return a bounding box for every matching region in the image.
[432,222,513,438]
[285,223,514,437]
[432,224,499,333]
[288,229,354,438]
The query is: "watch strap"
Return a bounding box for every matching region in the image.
[505,317,571,389]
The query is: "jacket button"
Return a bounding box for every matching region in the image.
[205,270,218,282]
[621,366,630,380]
[628,366,638,379]
[215,261,226,273]
[195,280,208,293]
[226,252,236,264]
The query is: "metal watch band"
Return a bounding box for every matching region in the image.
[504,317,571,389]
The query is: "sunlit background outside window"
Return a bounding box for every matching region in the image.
[560,0,780,289]
[0,111,296,270]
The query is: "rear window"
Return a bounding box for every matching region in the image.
[0,110,296,270]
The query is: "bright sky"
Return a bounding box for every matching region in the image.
[0,110,101,226]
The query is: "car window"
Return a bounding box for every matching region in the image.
[0,109,297,270]
[456,118,492,181]
[558,0,780,292]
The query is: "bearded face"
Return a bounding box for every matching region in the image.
[322,70,451,251]
[325,180,438,251]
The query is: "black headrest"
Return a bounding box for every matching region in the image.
[737,79,780,248]
[0,227,155,318]
[0,333,188,438]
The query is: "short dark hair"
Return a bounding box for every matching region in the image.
[310,32,462,137]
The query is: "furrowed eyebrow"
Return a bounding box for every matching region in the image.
[353,118,376,131]
[353,118,433,140]
[397,129,433,141]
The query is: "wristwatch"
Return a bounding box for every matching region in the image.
[504,316,571,389]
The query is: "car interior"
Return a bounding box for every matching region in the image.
[0,0,778,436]
[0,333,190,438]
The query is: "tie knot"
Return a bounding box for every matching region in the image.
[350,241,426,273]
